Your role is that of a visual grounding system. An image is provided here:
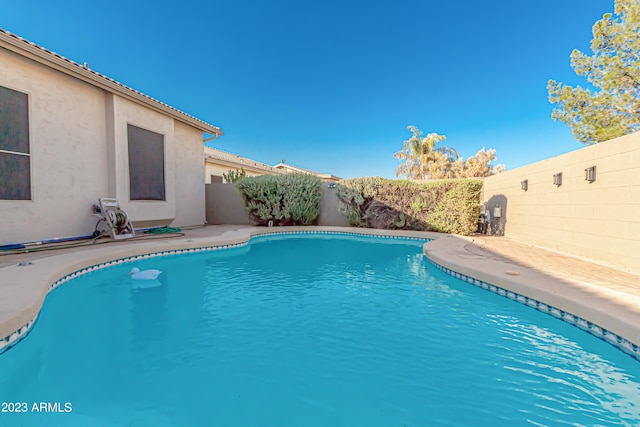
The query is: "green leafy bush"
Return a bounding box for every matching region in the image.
[336,178,482,235]
[235,174,321,226]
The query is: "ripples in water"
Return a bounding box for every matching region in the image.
[0,234,638,426]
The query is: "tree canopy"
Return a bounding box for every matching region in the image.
[394,126,503,180]
[394,126,458,180]
[547,0,640,144]
[424,148,504,180]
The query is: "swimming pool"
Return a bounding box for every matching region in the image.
[1,233,639,426]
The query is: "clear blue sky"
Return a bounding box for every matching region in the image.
[1,0,612,178]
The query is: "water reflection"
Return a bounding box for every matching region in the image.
[491,316,640,424]
[130,276,168,344]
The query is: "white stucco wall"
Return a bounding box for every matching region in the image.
[108,95,176,222]
[174,121,205,226]
[0,48,109,243]
[0,48,207,244]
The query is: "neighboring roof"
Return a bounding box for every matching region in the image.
[273,162,341,181]
[0,27,222,137]
[205,147,285,174]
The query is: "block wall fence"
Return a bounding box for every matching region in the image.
[205,183,349,227]
[206,132,640,274]
[482,131,640,274]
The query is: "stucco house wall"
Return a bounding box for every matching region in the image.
[205,163,276,183]
[174,121,207,227]
[0,29,220,245]
[482,131,640,273]
[0,47,110,242]
[109,95,177,224]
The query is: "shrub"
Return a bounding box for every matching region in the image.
[335,178,482,235]
[223,168,246,183]
[235,174,321,226]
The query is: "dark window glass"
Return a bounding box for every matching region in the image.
[0,151,31,200]
[0,85,31,200]
[0,86,30,154]
[127,124,165,201]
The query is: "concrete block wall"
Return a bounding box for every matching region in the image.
[482,131,640,273]
[205,183,349,227]
[318,185,350,227]
[205,183,251,225]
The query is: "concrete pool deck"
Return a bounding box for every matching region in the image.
[1,225,639,358]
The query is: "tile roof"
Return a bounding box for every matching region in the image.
[204,147,285,173]
[273,162,341,180]
[0,27,222,136]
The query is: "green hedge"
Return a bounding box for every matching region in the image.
[336,177,482,235]
[235,173,322,226]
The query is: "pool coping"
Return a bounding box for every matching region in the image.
[0,227,437,355]
[425,234,640,360]
[1,226,639,361]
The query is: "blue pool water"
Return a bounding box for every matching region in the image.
[1,234,639,426]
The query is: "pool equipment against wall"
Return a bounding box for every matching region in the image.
[94,198,135,240]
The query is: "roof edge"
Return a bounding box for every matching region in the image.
[0,28,223,136]
[205,146,285,173]
[273,162,342,180]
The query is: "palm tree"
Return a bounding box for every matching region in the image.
[394,126,459,180]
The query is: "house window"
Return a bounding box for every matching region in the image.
[127,124,165,201]
[0,86,31,200]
